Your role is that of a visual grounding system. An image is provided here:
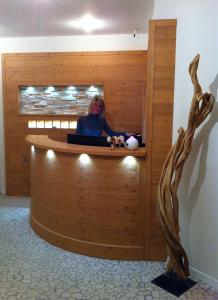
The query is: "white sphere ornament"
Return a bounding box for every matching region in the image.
[125,136,139,150]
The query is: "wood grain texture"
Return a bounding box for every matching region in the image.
[2,51,147,195]
[157,54,215,278]
[26,135,146,157]
[29,145,147,260]
[146,19,177,261]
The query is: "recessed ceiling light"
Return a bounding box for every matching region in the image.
[69,14,105,33]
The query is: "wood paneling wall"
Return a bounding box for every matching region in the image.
[146,20,177,260]
[2,51,147,196]
[30,147,146,260]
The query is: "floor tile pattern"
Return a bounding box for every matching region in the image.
[0,195,217,300]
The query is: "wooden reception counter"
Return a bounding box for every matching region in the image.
[26,135,148,260]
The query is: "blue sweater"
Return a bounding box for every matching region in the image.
[76,114,125,137]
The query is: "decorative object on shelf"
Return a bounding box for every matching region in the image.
[107,136,126,149]
[107,135,142,150]
[125,136,139,150]
[152,54,215,296]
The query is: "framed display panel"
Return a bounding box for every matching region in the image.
[19,85,104,115]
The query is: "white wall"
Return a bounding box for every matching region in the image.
[0,33,147,195]
[154,0,218,286]
[0,34,147,53]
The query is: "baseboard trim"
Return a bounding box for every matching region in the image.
[30,214,145,260]
[190,266,218,289]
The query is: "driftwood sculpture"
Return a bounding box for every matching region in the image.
[157,54,215,279]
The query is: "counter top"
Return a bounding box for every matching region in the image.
[25,135,146,157]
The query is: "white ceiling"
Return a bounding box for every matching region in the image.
[0,0,154,37]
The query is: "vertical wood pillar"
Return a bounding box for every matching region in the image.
[145,19,177,260]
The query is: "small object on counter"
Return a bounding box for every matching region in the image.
[125,136,139,150]
[107,135,126,149]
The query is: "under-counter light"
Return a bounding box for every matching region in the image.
[69,121,77,129]
[79,154,91,165]
[28,119,77,129]
[28,120,37,128]
[31,145,35,153]
[122,156,137,167]
[61,121,69,129]
[36,120,45,128]
[53,120,61,128]
[47,149,55,159]
[44,121,53,128]
[69,14,105,33]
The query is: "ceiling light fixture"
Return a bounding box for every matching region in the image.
[70,14,105,33]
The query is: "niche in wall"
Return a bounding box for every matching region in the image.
[19,84,104,115]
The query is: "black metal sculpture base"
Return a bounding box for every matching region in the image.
[151,272,197,297]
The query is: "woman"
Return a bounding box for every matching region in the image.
[76,96,126,137]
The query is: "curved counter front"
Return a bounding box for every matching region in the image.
[26,135,147,260]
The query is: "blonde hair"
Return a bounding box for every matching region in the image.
[88,95,105,118]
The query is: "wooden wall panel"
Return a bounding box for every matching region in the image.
[146,20,177,260]
[2,51,147,195]
[29,147,146,259]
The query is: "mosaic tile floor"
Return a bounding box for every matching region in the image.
[0,195,218,300]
